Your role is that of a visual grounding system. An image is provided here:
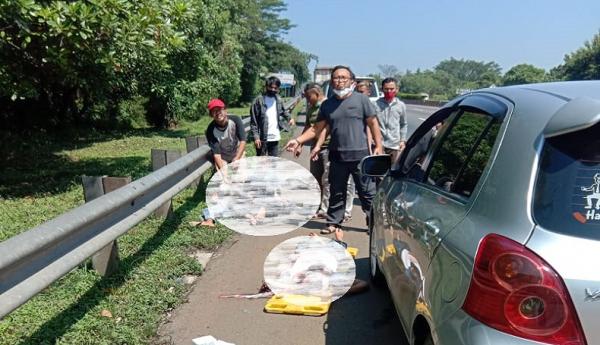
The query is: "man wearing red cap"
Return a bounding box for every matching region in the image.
[205,98,246,170]
[191,99,246,227]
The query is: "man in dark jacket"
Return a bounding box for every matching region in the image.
[250,76,295,156]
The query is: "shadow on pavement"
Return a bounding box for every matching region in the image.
[301,220,369,234]
[324,258,409,345]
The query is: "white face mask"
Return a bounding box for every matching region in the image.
[333,84,355,98]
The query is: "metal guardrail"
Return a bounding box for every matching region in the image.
[0,96,300,319]
[401,99,447,107]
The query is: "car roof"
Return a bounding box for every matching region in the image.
[475,81,600,137]
[481,80,600,102]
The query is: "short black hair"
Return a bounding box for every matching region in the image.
[303,82,322,95]
[381,77,398,88]
[330,65,355,80]
[266,76,281,87]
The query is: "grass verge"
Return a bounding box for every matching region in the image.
[0,119,227,344]
[0,100,304,344]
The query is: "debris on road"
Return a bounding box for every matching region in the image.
[191,335,235,345]
[219,291,274,299]
[100,309,113,318]
[219,281,274,299]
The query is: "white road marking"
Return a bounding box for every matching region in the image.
[418,117,426,121]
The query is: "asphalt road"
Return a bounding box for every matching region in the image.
[158,105,439,345]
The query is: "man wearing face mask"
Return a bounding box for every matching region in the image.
[250,76,295,156]
[374,77,407,164]
[285,65,383,235]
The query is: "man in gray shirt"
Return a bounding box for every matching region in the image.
[374,77,407,163]
[285,65,383,234]
[205,98,246,170]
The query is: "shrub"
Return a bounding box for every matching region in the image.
[118,96,148,128]
[398,92,428,100]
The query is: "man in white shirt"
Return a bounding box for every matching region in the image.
[250,76,295,156]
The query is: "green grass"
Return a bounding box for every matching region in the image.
[0,118,233,345]
[226,106,250,117]
[0,101,304,344]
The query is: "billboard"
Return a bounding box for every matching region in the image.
[268,73,295,87]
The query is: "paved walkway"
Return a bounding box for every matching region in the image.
[158,129,406,345]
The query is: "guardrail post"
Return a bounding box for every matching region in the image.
[151,149,183,217]
[81,176,131,276]
[185,136,204,153]
[185,136,207,188]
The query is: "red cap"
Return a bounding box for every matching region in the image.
[207,98,225,111]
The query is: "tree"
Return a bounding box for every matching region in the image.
[234,0,295,102]
[502,64,546,86]
[556,30,600,81]
[0,0,190,128]
[264,40,312,88]
[400,70,445,96]
[435,57,501,89]
[367,73,382,88]
[378,64,400,78]
[0,0,311,130]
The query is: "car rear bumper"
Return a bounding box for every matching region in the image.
[434,309,546,345]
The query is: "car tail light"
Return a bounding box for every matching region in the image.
[462,234,586,345]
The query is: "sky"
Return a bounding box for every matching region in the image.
[283,0,600,76]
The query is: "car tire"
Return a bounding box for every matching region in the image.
[369,217,385,287]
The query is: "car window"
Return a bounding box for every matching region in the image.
[426,111,500,198]
[399,108,456,179]
[400,125,438,179]
[533,123,600,240]
[365,82,378,98]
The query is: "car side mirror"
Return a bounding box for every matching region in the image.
[360,155,391,177]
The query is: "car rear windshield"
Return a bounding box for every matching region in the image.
[533,122,600,240]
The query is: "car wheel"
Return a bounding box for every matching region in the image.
[369,217,385,287]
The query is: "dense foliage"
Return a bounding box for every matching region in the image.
[555,30,600,81]
[501,63,547,86]
[373,58,503,100]
[0,0,310,130]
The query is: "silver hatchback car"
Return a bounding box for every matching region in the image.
[362,81,600,345]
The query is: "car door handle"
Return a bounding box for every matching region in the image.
[391,199,402,212]
[424,219,440,237]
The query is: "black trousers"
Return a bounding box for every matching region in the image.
[326,159,375,227]
[256,141,279,156]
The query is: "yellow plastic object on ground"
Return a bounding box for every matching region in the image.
[346,247,358,258]
[264,294,331,316]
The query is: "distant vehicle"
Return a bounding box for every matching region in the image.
[361,81,600,345]
[313,66,334,84]
[322,77,381,103]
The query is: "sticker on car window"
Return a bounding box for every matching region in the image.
[572,170,600,223]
